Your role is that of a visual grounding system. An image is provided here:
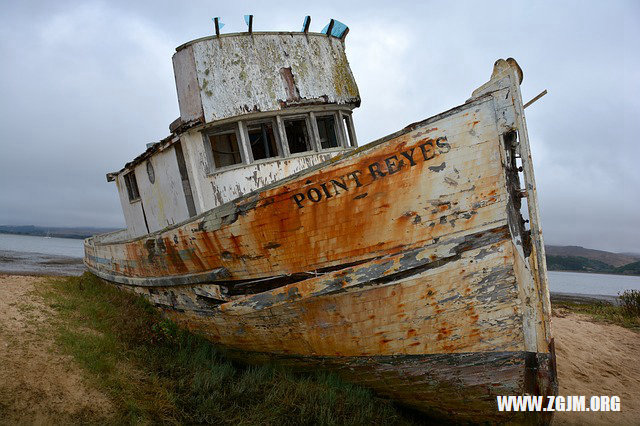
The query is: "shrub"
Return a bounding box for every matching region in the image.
[619,289,640,317]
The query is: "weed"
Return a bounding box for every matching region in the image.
[41,273,416,425]
[619,289,640,317]
[554,297,640,331]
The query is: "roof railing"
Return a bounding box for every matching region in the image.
[208,15,348,39]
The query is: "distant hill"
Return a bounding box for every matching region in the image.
[0,225,120,240]
[545,245,640,268]
[545,245,640,276]
[546,255,613,273]
[615,261,640,276]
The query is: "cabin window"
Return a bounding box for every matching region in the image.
[283,117,311,154]
[341,114,356,147]
[247,121,279,161]
[208,130,242,168]
[146,160,155,184]
[316,114,339,149]
[124,172,140,202]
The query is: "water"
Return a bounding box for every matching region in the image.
[0,233,84,258]
[547,270,640,296]
[0,233,85,276]
[1,234,639,294]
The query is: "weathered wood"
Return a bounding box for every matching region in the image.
[85,33,557,421]
[524,89,548,109]
[172,33,360,124]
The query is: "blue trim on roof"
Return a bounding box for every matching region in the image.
[321,19,348,37]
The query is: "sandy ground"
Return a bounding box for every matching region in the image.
[0,274,638,424]
[552,309,640,425]
[0,274,114,425]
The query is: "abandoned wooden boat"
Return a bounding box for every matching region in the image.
[84,20,557,422]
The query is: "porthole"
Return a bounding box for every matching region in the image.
[146,160,155,184]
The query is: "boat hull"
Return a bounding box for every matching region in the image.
[86,60,557,422]
[210,348,556,423]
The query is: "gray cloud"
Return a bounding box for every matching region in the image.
[1,1,638,252]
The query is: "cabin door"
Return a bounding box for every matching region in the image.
[174,143,197,218]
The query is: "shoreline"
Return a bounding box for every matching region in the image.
[550,291,620,306]
[0,249,84,277]
[0,231,87,240]
[549,269,640,278]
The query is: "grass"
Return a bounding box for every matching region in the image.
[40,273,417,425]
[553,291,640,331]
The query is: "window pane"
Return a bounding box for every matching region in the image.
[284,118,310,154]
[124,174,133,200]
[125,172,140,201]
[316,115,339,149]
[342,115,355,147]
[209,132,242,168]
[131,174,140,199]
[248,122,278,161]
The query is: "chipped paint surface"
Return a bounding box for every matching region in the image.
[116,145,194,237]
[173,33,360,124]
[85,59,556,420]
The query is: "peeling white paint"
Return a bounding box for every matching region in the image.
[173,33,360,124]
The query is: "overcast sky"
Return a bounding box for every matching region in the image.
[0,1,638,253]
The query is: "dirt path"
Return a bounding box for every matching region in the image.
[0,275,114,424]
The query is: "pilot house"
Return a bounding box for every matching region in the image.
[107,23,360,239]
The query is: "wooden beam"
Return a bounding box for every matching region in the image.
[303,15,311,33]
[325,19,334,37]
[524,89,547,109]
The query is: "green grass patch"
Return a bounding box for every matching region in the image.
[553,297,640,331]
[41,273,416,425]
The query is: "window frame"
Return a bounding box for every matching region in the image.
[202,123,247,174]
[200,108,356,174]
[243,118,284,163]
[339,111,358,147]
[313,111,344,150]
[281,114,315,156]
[124,171,140,203]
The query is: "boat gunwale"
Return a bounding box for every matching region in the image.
[87,92,498,247]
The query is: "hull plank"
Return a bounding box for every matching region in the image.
[123,235,527,357]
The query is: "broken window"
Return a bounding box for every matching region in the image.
[124,171,140,202]
[284,117,311,154]
[342,114,356,147]
[247,121,279,161]
[209,130,242,168]
[316,115,339,149]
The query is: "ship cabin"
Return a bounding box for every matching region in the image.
[106,21,361,240]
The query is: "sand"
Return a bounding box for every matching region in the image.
[0,274,114,424]
[0,274,638,424]
[552,309,640,425]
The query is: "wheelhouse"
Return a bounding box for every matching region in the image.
[106,29,360,239]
